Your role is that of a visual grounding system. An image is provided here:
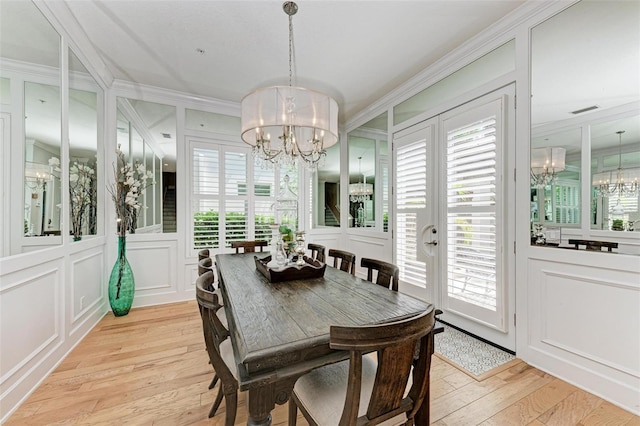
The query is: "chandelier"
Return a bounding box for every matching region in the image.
[349,157,373,203]
[530,146,566,187]
[24,161,52,193]
[241,1,339,170]
[592,131,640,198]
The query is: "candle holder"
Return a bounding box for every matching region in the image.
[294,231,306,266]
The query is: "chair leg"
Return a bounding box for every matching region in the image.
[209,374,219,389]
[288,398,298,426]
[209,385,224,418]
[225,391,237,426]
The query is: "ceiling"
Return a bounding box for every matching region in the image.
[2,0,638,175]
[61,0,526,123]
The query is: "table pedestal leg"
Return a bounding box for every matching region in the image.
[246,377,298,426]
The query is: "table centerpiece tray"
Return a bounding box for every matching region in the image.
[254,255,326,283]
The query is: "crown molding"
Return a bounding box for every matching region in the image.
[34,0,114,90]
[346,1,576,130]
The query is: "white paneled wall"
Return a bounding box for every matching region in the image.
[0,240,107,422]
[526,250,640,414]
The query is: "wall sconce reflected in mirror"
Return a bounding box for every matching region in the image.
[530,146,566,187]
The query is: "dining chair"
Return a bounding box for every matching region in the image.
[307,243,326,263]
[198,257,215,279]
[230,240,268,253]
[327,249,356,275]
[198,248,210,261]
[360,257,400,292]
[196,271,238,424]
[288,308,436,425]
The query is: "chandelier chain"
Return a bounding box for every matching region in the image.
[288,13,294,87]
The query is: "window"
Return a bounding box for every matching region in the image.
[191,140,284,252]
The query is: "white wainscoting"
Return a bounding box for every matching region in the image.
[526,249,640,415]
[0,238,107,422]
[125,239,179,307]
[344,231,392,279]
[69,247,104,333]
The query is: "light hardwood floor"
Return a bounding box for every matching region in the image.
[7,301,639,425]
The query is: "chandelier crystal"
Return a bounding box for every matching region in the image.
[530,146,566,187]
[592,131,640,198]
[241,1,339,170]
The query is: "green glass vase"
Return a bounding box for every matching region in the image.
[108,236,135,316]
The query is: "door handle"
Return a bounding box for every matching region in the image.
[420,224,438,256]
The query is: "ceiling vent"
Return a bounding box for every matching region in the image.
[571,105,599,115]
[161,133,172,139]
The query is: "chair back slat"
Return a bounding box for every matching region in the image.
[230,240,268,253]
[307,243,326,263]
[198,249,210,261]
[360,258,399,291]
[198,257,215,279]
[328,249,356,275]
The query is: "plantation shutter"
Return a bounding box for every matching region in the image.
[192,147,220,249]
[446,115,498,311]
[191,139,283,253]
[254,163,276,242]
[224,152,248,246]
[396,140,428,287]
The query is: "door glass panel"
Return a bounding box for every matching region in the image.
[395,135,429,288]
[441,95,508,339]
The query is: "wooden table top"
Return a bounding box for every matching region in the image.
[215,253,431,389]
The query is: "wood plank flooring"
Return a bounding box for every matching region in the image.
[6,301,639,425]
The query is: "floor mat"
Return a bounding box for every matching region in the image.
[434,324,519,379]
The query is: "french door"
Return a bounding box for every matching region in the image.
[393,85,516,351]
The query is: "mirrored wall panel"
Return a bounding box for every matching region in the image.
[590,114,640,232]
[311,142,340,228]
[24,81,61,238]
[347,112,388,231]
[530,0,640,251]
[69,48,100,240]
[1,1,62,255]
[116,98,176,233]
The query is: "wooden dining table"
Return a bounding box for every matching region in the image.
[215,252,434,426]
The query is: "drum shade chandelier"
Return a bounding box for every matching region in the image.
[592,131,640,198]
[530,146,566,187]
[241,1,339,170]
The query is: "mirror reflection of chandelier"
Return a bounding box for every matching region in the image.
[240,1,339,170]
[349,157,373,203]
[592,131,640,198]
[530,146,566,187]
[24,161,52,193]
